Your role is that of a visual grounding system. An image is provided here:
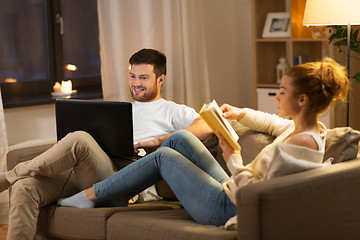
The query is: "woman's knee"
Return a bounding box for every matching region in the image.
[154,147,185,168]
[167,130,196,145]
[174,130,193,138]
[154,147,180,161]
[156,146,176,156]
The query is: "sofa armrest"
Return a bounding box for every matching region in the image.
[7,144,54,171]
[236,159,360,240]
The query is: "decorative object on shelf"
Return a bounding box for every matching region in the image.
[303,0,360,126]
[262,12,291,38]
[293,55,314,66]
[276,57,289,84]
[310,26,329,39]
[294,55,303,65]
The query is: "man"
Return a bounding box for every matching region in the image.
[0,48,212,239]
[129,49,210,153]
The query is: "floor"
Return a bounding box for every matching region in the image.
[0,224,7,240]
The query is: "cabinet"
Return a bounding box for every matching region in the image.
[257,87,330,127]
[252,0,329,106]
[257,88,279,114]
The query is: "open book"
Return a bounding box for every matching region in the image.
[199,100,241,151]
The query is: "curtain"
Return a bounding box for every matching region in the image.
[97,0,253,111]
[97,0,211,110]
[0,89,9,224]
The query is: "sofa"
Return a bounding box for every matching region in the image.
[6,121,360,240]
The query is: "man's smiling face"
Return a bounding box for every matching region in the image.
[128,64,163,102]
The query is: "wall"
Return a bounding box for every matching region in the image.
[4,104,56,146]
[203,0,253,108]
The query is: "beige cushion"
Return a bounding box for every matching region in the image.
[324,127,360,163]
[36,201,183,240]
[217,121,276,175]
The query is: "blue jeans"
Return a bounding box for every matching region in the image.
[93,130,236,226]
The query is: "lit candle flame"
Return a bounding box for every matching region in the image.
[4,78,17,83]
[53,80,73,93]
[66,64,77,71]
[61,80,72,93]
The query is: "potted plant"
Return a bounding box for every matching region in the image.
[328,26,360,83]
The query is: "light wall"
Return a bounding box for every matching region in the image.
[4,0,253,146]
[4,104,56,146]
[202,0,253,107]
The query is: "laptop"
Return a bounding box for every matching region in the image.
[55,99,135,164]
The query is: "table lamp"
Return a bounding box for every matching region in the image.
[303,0,360,126]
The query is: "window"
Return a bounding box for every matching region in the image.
[0,0,102,108]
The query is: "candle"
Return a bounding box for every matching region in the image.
[61,80,72,93]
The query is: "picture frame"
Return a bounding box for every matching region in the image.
[262,12,291,38]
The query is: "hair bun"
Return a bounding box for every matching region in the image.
[318,57,348,101]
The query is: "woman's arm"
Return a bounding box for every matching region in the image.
[221,104,292,137]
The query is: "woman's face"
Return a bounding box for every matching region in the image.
[275,75,301,118]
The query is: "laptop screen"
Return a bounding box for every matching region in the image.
[55,99,134,159]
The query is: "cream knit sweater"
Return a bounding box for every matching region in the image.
[223,108,329,229]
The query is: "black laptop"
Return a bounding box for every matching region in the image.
[55,99,135,163]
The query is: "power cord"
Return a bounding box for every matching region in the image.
[42,166,75,239]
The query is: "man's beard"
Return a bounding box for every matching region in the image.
[130,85,159,102]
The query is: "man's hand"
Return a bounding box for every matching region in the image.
[134,139,161,156]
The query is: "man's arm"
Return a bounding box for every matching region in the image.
[134,117,212,154]
[183,116,213,141]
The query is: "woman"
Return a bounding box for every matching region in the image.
[59,57,348,228]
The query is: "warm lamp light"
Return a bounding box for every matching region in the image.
[303,0,360,26]
[303,0,360,126]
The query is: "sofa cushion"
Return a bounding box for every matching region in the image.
[324,127,360,163]
[217,121,276,175]
[107,208,237,240]
[36,201,182,240]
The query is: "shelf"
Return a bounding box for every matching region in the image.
[257,84,279,88]
[256,38,327,42]
[256,38,290,42]
[252,0,329,109]
[292,38,327,42]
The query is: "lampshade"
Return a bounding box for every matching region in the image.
[303,0,360,26]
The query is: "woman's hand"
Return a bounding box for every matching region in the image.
[220,104,245,121]
[217,131,240,162]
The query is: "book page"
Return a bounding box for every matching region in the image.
[206,100,239,142]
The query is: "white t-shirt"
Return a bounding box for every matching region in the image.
[132,99,199,144]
